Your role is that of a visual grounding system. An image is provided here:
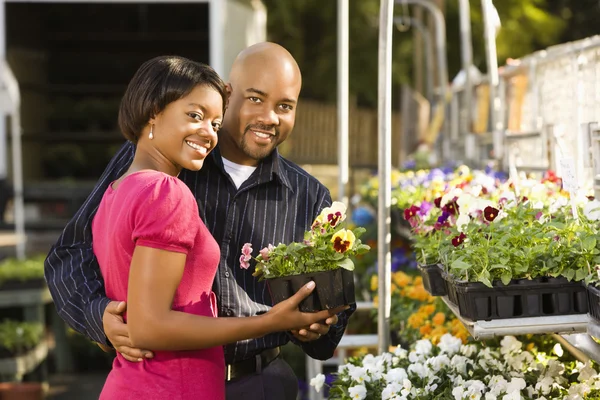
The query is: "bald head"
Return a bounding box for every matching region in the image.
[229,42,302,88]
[219,42,302,166]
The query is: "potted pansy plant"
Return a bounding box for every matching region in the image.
[240,202,371,312]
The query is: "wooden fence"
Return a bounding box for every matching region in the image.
[278,100,402,167]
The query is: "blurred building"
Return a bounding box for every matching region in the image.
[0,0,265,229]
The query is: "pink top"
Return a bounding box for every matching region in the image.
[92,170,224,400]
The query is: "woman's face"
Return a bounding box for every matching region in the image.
[151,84,223,172]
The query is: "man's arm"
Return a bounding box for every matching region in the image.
[290,185,357,360]
[44,142,134,345]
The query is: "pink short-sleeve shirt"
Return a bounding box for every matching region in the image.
[92,170,224,399]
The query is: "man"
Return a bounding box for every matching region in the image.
[44,42,354,399]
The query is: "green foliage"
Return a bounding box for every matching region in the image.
[261,0,578,108]
[439,202,600,286]
[246,202,370,279]
[0,320,44,355]
[0,255,46,284]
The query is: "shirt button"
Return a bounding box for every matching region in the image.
[225,271,230,278]
[226,309,234,316]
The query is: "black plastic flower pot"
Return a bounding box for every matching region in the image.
[267,269,356,312]
[586,283,600,323]
[443,271,588,322]
[418,264,447,296]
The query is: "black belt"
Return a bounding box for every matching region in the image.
[226,347,281,382]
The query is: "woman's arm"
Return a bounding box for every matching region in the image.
[127,245,337,351]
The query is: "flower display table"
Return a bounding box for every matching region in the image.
[441,296,588,340]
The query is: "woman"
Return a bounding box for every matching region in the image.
[92,56,335,399]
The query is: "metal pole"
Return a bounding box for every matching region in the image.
[394,16,434,104]
[0,0,6,183]
[458,0,473,136]
[377,0,394,355]
[396,0,448,114]
[481,0,501,159]
[337,0,349,204]
[209,0,224,77]
[11,109,24,259]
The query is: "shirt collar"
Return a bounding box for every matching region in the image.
[209,146,294,192]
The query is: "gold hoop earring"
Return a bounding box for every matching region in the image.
[149,125,154,140]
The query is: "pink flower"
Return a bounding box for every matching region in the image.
[259,244,274,261]
[240,254,250,269]
[242,243,253,257]
[240,243,253,269]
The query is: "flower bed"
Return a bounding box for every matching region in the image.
[313,334,600,399]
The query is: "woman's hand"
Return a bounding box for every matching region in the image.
[265,281,347,333]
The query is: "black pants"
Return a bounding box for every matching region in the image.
[226,357,298,400]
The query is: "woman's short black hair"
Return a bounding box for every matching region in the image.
[118,56,227,143]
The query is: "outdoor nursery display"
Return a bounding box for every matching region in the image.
[312,165,600,399]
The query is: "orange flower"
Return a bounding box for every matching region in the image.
[408,312,426,329]
[420,323,433,336]
[414,276,423,286]
[432,312,446,326]
[392,272,412,288]
[418,304,436,316]
[407,286,433,302]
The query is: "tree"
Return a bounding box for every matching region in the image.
[261,0,578,108]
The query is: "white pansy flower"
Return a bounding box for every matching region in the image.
[583,200,600,221]
[535,376,554,395]
[414,339,433,356]
[461,344,478,358]
[348,365,370,384]
[407,362,428,379]
[456,213,471,232]
[441,188,463,207]
[532,201,544,210]
[394,347,408,359]
[578,361,598,382]
[382,382,403,400]
[427,354,451,372]
[348,384,367,400]
[506,377,526,393]
[385,368,408,383]
[500,336,522,355]
[488,376,508,395]
[310,374,325,392]
[450,355,470,376]
[438,334,462,356]
[549,196,569,213]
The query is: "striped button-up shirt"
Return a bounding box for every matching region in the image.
[44,141,354,363]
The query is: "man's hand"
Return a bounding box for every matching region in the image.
[103,301,154,362]
[290,313,340,342]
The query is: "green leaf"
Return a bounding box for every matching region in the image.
[575,268,588,282]
[451,259,470,270]
[500,272,512,285]
[583,237,597,251]
[337,258,355,271]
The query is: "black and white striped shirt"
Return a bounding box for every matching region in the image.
[44,141,354,363]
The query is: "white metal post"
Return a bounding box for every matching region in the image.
[377,0,393,355]
[458,0,473,139]
[337,0,349,204]
[481,0,502,159]
[0,0,6,183]
[209,0,225,77]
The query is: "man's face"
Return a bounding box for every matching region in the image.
[221,64,301,165]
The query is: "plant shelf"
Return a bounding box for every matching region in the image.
[0,234,25,248]
[442,296,588,340]
[0,287,52,308]
[0,341,48,381]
